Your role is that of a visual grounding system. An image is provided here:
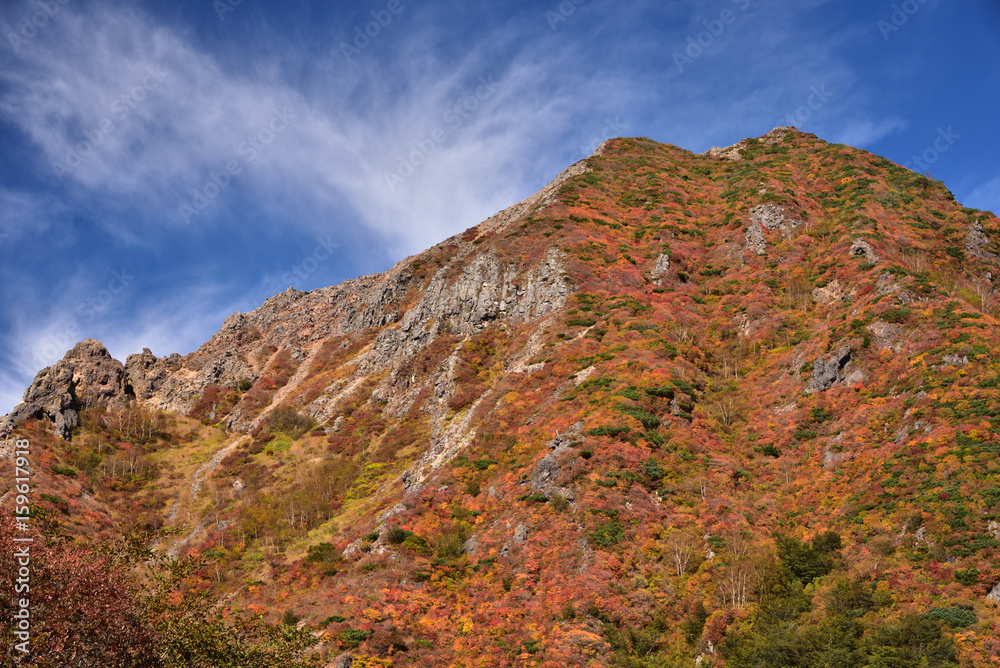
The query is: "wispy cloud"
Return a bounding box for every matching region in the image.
[965,175,1000,216]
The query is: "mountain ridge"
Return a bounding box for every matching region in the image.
[4,127,1000,667]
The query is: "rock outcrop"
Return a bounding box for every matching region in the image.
[807,346,853,393]
[966,220,999,262]
[1,339,132,438]
[850,239,879,264]
[650,254,671,284]
[744,204,801,255]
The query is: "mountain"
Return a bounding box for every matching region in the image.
[3,127,1000,667]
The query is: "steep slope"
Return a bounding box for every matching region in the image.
[4,128,1000,667]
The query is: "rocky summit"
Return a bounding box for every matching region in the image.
[3,128,1000,667]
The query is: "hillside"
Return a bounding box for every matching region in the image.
[3,127,1000,667]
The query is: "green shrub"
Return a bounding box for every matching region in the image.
[925,607,976,629]
[756,444,781,458]
[591,521,625,547]
[645,385,675,399]
[50,464,77,476]
[339,629,372,647]
[618,405,661,429]
[386,527,414,545]
[954,568,979,586]
[643,458,665,479]
[587,425,631,437]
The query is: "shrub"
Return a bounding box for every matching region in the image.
[587,425,631,437]
[643,458,665,479]
[266,406,317,438]
[954,568,979,586]
[591,521,625,547]
[386,527,413,545]
[50,464,78,476]
[339,629,372,647]
[616,390,656,417]
[925,607,976,629]
[645,385,675,399]
[306,542,339,564]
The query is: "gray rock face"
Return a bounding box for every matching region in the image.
[531,454,560,493]
[813,279,845,304]
[650,254,671,284]
[1,339,132,439]
[751,204,800,235]
[808,346,853,393]
[850,239,879,264]
[966,220,999,262]
[867,320,904,353]
[513,523,529,545]
[744,222,767,255]
[331,653,354,668]
[744,204,800,256]
[988,581,1000,605]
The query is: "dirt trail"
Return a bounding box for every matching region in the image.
[159,434,247,558]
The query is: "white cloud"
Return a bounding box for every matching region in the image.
[0,4,635,259]
[964,176,1000,215]
[828,118,907,149]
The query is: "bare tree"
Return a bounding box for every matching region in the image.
[664,528,700,576]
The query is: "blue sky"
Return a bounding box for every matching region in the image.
[0,0,998,413]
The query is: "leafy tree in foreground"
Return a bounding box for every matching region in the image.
[0,513,317,667]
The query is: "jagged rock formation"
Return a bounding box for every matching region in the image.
[744,204,800,255]
[706,126,796,161]
[807,345,853,393]
[966,220,999,262]
[1,339,132,438]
